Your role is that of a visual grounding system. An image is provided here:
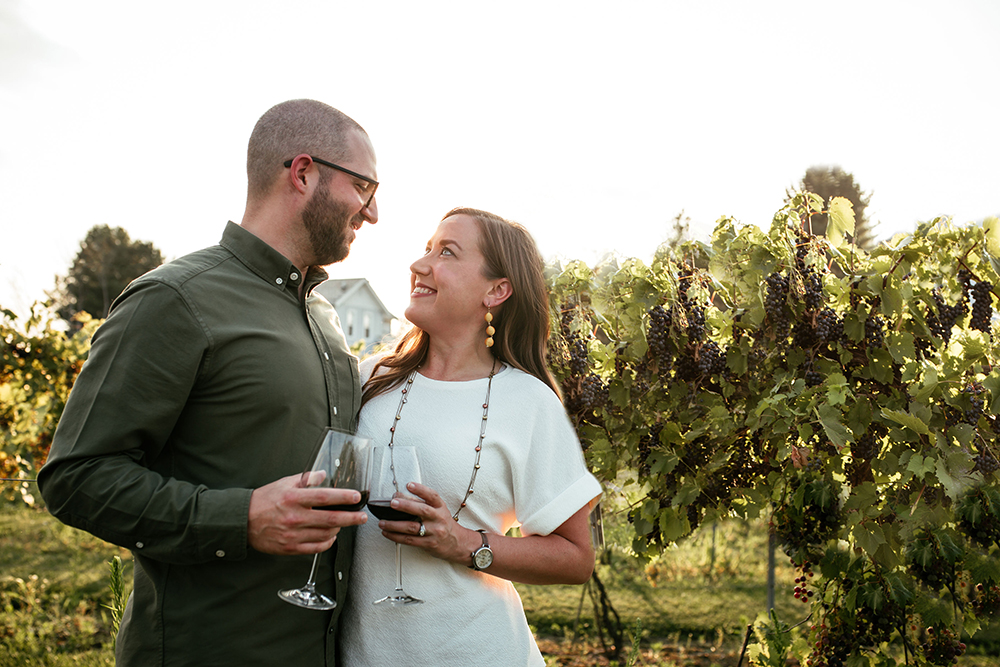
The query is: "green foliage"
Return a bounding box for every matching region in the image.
[104,557,128,650]
[50,224,163,322]
[748,609,805,667]
[1,305,99,505]
[547,198,1000,665]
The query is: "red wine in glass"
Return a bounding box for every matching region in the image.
[366,499,419,522]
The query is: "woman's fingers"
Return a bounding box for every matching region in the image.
[405,482,445,508]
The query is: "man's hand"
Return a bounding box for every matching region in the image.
[248,474,368,555]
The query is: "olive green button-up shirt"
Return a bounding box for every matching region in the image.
[39,222,361,666]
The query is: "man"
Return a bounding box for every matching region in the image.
[38,99,378,666]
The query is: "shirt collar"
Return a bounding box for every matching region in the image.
[220,221,327,295]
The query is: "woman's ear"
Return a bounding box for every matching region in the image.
[486,279,513,307]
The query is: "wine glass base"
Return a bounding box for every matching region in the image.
[279,587,338,610]
[373,593,424,605]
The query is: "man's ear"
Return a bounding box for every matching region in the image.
[285,154,313,194]
[486,279,512,307]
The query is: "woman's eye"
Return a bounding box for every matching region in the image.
[440,247,454,256]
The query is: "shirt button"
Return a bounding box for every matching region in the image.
[337,571,343,581]
[275,277,283,285]
[290,272,299,281]
[135,541,144,549]
[215,550,226,558]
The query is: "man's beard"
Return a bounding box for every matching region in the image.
[301,180,358,266]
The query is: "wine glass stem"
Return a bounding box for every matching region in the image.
[394,543,405,593]
[303,553,322,592]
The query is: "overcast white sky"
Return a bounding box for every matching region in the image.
[1,0,998,321]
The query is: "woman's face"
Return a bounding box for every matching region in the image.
[405,214,495,336]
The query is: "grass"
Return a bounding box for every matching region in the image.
[0,504,129,666]
[2,503,999,666]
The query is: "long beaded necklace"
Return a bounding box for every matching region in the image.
[386,357,498,521]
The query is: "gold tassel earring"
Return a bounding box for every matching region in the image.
[485,307,495,348]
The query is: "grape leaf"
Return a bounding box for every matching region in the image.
[818,404,851,448]
[983,216,1000,256]
[827,197,856,246]
[854,523,886,557]
[659,507,690,542]
[881,408,931,436]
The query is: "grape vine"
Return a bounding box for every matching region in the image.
[547,198,1000,664]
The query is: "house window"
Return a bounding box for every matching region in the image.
[363,313,371,339]
[347,311,354,337]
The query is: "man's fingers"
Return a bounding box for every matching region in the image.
[299,486,362,509]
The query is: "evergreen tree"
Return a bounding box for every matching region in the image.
[787,165,876,248]
[51,225,164,322]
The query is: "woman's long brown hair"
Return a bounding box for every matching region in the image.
[361,207,560,407]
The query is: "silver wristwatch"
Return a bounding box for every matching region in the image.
[470,529,493,571]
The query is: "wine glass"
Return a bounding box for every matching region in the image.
[368,444,424,605]
[279,428,372,610]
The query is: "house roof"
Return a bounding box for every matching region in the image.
[316,278,396,320]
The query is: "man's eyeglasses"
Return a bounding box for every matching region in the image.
[283,155,378,208]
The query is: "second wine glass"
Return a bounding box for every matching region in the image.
[278,428,372,610]
[368,444,424,605]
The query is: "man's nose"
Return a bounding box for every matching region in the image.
[362,198,378,224]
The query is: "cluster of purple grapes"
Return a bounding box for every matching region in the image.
[864,313,886,349]
[906,530,959,590]
[577,373,609,412]
[805,616,851,667]
[961,382,987,426]
[647,305,672,361]
[851,428,880,461]
[805,365,823,387]
[970,280,994,334]
[803,266,824,311]
[792,560,816,604]
[771,471,842,565]
[565,332,589,377]
[972,582,1000,616]
[765,272,790,339]
[974,447,1000,475]
[930,290,966,344]
[685,304,706,342]
[697,341,726,376]
[815,308,843,344]
[957,487,1000,547]
[920,625,967,666]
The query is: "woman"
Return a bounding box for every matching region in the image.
[341,207,602,666]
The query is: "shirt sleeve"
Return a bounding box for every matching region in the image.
[511,380,603,537]
[37,279,252,565]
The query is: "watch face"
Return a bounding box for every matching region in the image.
[474,548,493,570]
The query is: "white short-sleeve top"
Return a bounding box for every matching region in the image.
[341,357,602,667]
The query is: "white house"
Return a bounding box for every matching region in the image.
[314,278,397,354]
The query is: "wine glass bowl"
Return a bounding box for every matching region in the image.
[278,429,372,610]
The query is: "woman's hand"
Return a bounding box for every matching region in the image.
[377,482,479,565]
[380,484,597,585]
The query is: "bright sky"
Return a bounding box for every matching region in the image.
[2,0,998,321]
